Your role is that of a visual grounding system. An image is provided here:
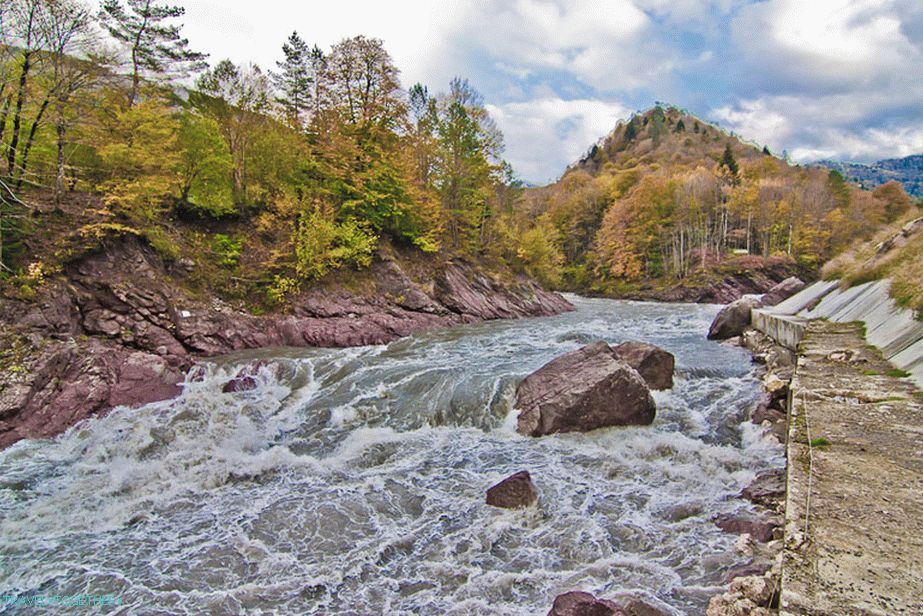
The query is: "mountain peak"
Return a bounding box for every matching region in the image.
[568,104,767,179]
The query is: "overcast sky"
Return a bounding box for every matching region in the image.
[172,0,923,184]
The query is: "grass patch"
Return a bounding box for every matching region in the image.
[885,367,911,378]
[823,214,923,319]
[862,369,881,376]
[809,437,831,448]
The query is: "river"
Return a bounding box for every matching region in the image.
[0,296,782,615]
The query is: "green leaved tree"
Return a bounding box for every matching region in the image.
[99,0,207,107]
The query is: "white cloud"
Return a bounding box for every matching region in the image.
[732,0,920,93]
[456,0,673,92]
[712,91,923,163]
[716,0,923,163]
[179,0,466,89]
[487,98,631,182]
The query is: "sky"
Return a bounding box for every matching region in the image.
[171,0,923,184]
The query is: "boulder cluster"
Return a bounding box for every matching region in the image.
[515,340,674,438]
[483,338,676,612]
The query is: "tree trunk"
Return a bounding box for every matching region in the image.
[7,49,34,177]
[16,95,51,189]
[746,209,752,254]
[0,92,12,153]
[55,118,67,203]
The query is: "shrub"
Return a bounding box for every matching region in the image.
[212,234,243,267]
[294,208,377,280]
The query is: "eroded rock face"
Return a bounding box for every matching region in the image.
[707,297,762,340]
[486,470,538,509]
[547,591,626,616]
[760,276,805,307]
[0,237,574,448]
[516,342,656,437]
[612,341,675,390]
[0,338,184,448]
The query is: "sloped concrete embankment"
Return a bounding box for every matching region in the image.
[749,280,923,614]
[751,279,923,388]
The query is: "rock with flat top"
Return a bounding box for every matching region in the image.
[761,277,805,306]
[715,513,780,543]
[516,342,655,437]
[741,469,786,509]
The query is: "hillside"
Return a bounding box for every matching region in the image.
[816,154,923,198]
[515,105,917,300]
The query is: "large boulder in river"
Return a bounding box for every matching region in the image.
[707,297,762,340]
[612,341,674,390]
[547,591,626,616]
[761,276,806,307]
[486,470,539,509]
[516,342,656,437]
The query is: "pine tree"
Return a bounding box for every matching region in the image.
[273,31,313,130]
[99,0,207,107]
[720,143,739,176]
[623,117,638,142]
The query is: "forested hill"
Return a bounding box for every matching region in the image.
[0,0,550,312]
[514,105,917,298]
[815,154,923,198]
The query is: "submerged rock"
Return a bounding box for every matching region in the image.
[612,341,675,390]
[516,342,656,437]
[715,513,780,543]
[707,297,762,340]
[222,360,270,393]
[616,596,674,616]
[547,591,626,616]
[485,470,539,509]
[761,276,805,307]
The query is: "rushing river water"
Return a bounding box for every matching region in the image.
[0,296,782,615]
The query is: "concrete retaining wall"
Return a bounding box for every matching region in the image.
[752,279,923,387]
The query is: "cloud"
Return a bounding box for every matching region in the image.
[731,0,920,95]
[486,97,631,182]
[714,0,923,163]
[712,92,923,162]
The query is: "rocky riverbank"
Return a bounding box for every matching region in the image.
[706,327,793,615]
[601,257,807,304]
[0,235,573,448]
[704,285,804,615]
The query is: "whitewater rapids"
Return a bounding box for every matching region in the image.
[0,296,782,615]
